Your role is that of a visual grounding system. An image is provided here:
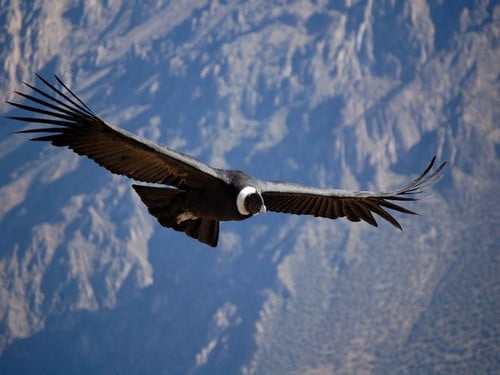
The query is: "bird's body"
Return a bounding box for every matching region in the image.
[7,75,446,246]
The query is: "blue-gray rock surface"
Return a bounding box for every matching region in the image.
[0,0,498,373]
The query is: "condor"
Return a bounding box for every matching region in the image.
[7,75,445,247]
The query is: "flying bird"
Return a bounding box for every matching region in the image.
[7,75,446,247]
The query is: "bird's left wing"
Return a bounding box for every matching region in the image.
[7,74,220,188]
[259,157,446,229]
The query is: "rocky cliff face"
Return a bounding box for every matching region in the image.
[0,1,498,373]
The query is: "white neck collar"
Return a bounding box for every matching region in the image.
[236,186,257,215]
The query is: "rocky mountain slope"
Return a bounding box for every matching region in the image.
[0,0,498,373]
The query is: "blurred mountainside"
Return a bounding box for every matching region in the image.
[0,0,498,374]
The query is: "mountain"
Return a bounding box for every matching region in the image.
[0,0,498,373]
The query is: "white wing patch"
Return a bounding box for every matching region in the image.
[176,212,198,224]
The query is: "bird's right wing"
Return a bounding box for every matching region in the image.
[260,157,446,229]
[7,74,220,188]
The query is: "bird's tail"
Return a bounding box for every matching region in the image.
[132,185,219,247]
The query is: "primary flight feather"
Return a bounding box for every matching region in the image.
[7,75,446,247]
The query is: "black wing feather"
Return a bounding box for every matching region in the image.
[7,75,220,188]
[260,157,446,229]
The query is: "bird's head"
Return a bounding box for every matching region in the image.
[237,186,266,216]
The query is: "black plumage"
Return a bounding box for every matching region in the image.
[7,75,446,246]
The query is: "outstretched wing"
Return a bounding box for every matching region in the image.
[7,74,219,188]
[259,157,446,229]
